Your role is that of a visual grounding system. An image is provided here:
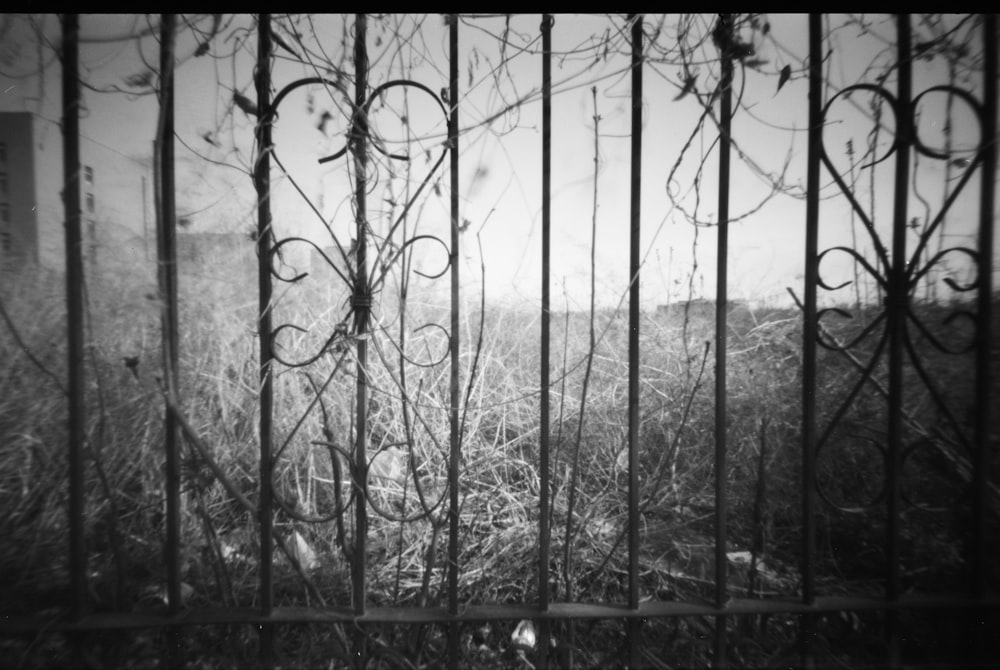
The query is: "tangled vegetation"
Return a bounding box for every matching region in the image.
[1,260,996,668]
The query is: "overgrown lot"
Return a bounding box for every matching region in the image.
[1,265,997,668]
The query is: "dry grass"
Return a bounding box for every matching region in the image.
[0,259,996,668]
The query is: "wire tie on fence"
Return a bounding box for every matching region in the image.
[352,293,372,310]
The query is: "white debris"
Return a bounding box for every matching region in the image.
[289,529,320,570]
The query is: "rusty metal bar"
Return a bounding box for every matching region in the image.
[538,13,553,670]
[61,12,86,624]
[627,13,643,668]
[254,12,275,663]
[627,11,642,608]
[970,18,997,663]
[886,11,912,604]
[351,14,370,668]
[156,12,182,620]
[884,15,912,669]
[801,12,823,670]
[802,11,822,609]
[972,12,996,604]
[447,13,461,669]
[714,13,734,669]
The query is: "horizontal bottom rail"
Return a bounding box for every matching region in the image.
[2,594,998,633]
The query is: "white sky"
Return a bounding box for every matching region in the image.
[1,14,994,310]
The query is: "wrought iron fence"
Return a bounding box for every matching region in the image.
[1,12,997,669]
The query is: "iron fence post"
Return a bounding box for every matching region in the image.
[714,13,735,669]
[972,10,997,602]
[627,13,644,670]
[883,15,914,668]
[60,11,86,628]
[254,12,275,664]
[447,13,462,669]
[152,15,183,666]
[801,12,823,670]
[352,13,370,669]
[539,13,553,670]
[972,12,997,667]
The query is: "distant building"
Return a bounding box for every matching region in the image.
[0,111,315,289]
[0,111,151,274]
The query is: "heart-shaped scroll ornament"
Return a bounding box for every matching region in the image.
[811,77,988,501]
[261,74,455,528]
[816,82,986,315]
[263,76,452,368]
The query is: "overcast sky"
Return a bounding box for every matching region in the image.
[1,14,993,310]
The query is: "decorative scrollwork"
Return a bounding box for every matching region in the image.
[816,430,888,512]
[812,68,987,517]
[262,72,457,536]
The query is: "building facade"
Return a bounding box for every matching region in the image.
[0,111,309,287]
[0,111,151,275]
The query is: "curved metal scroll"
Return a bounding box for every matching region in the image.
[260,69,456,577]
[811,40,988,517]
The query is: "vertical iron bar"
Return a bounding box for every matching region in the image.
[352,13,370,668]
[972,9,997,598]
[254,13,275,664]
[627,14,643,668]
[61,12,86,625]
[800,13,823,670]
[447,13,461,669]
[884,14,912,669]
[972,5,996,628]
[538,13,552,670]
[714,14,734,669]
[157,12,182,621]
